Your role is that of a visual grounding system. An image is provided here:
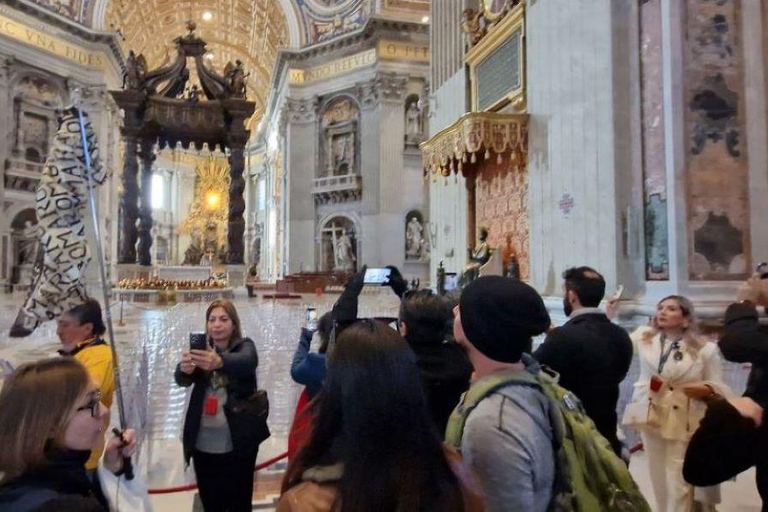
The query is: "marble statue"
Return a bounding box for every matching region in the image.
[406,216,424,259]
[405,101,422,145]
[17,221,42,265]
[335,232,356,272]
[333,134,350,171]
[460,227,491,286]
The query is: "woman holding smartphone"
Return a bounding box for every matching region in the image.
[623,296,730,512]
[175,299,268,512]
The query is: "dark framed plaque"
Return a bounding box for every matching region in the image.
[476,28,522,111]
[466,2,525,112]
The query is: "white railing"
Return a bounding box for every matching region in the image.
[6,158,44,176]
[312,173,362,194]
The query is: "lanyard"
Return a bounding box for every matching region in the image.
[657,335,681,374]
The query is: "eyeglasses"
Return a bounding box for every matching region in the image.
[76,390,102,418]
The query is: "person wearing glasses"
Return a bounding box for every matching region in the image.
[57,299,115,499]
[0,358,135,510]
[622,296,730,512]
[278,320,483,512]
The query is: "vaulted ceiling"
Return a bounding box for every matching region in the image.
[104,0,290,120]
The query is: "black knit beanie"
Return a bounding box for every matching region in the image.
[459,276,551,363]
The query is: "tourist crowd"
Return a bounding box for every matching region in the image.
[0,265,766,512]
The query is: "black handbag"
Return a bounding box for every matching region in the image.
[226,389,271,448]
[230,389,269,419]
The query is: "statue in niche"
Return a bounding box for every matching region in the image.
[406,216,427,260]
[405,98,423,146]
[335,231,356,273]
[16,221,42,266]
[332,134,353,174]
[459,227,491,286]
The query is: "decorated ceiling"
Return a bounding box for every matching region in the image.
[25,0,428,120]
[104,0,288,120]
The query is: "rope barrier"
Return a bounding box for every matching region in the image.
[147,451,288,495]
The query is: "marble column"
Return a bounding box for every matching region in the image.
[227,143,246,264]
[118,135,140,263]
[357,78,381,264]
[136,138,155,266]
[376,72,408,268]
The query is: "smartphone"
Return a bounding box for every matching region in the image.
[364,267,392,285]
[757,262,768,279]
[189,332,208,351]
[305,307,318,331]
[611,285,625,301]
[444,273,458,291]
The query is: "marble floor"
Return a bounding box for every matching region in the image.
[0,289,761,511]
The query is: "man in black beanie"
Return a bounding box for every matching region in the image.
[445,276,555,512]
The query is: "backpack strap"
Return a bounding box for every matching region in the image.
[444,368,542,451]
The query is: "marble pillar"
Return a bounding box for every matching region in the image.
[286,97,318,273]
[119,135,140,264]
[137,139,155,266]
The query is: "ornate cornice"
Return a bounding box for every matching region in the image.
[377,72,408,102]
[262,16,428,133]
[286,96,320,123]
[0,0,124,68]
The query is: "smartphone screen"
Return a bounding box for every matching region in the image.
[189,332,208,351]
[364,267,392,285]
[306,308,318,331]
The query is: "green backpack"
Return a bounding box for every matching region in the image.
[445,365,651,512]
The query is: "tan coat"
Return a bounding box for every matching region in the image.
[277,447,484,512]
[626,326,731,441]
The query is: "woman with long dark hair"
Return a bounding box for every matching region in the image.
[278,320,482,512]
[175,299,268,512]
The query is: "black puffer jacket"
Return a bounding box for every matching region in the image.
[683,399,767,511]
[0,449,104,512]
[175,337,269,464]
[408,341,472,438]
[720,302,768,407]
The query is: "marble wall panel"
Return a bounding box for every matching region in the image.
[684,0,750,279]
[474,158,529,280]
[640,0,669,280]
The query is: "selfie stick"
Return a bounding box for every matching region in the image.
[74,92,134,480]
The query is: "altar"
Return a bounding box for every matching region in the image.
[155,266,213,281]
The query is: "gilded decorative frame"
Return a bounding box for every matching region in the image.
[465,3,526,113]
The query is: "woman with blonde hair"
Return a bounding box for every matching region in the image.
[623,295,730,512]
[175,299,269,512]
[0,358,135,510]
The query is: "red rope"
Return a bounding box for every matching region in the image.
[147,451,288,495]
